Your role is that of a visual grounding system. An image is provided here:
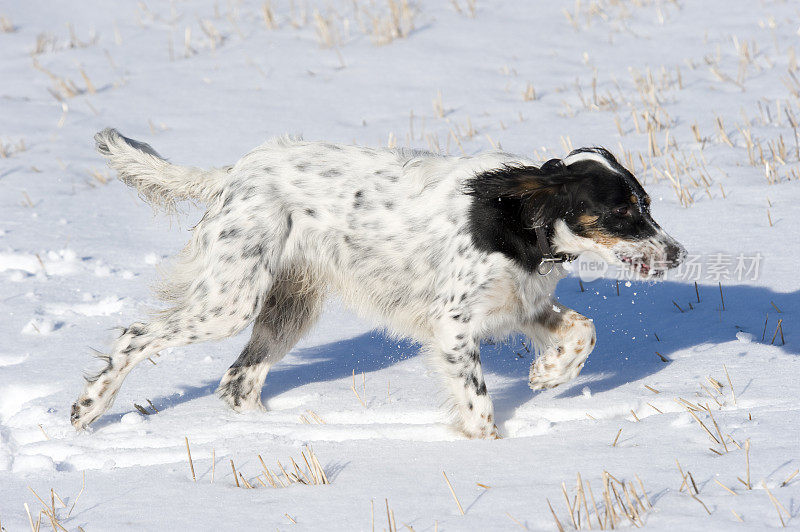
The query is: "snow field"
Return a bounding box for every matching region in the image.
[1,0,799,530]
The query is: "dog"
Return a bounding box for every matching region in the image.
[70,129,685,438]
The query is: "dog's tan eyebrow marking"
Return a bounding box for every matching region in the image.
[643,195,651,205]
[630,194,638,204]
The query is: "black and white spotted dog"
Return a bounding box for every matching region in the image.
[71,129,685,438]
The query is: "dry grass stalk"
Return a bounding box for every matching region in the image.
[184,27,194,58]
[27,486,68,531]
[442,471,465,515]
[485,133,501,150]
[0,137,27,158]
[706,407,727,452]
[716,117,734,147]
[701,384,723,407]
[387,499,400,532]
[724,364,736,404]
[351,369,367,407]
[261,2,277,29]
[185,437,196,481]
[0,14,15,32]
[781,469,798,487]
[676,460,692,493]
[612,428,622,447]
[706,376,723,392]
[762,481,789,527]
[770,319,785,345]
[239,472,254,489]
[523,82,536,101]
[553,471,652,529]
[253,445,329,489]
[644,384,660,394]
[689,491,711,515]
[432,90,445,118]
[560,482,577,528]
[24,502,36,532]
[547,498,566,532]
[449,127,465,155]
[52,489,67,509]
[744,439,751,489]
[679,400,720,444]
[505,512,526,529]
[575,472,591,529]
[714,478,737,495]
[367,0,417,46]
[450,0,477,18]
[230,460,240,487]
[313,10,340,48]
[67,471,85,517]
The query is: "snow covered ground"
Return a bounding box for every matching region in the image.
[1,0,799,529]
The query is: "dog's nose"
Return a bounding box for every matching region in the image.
[666,242,686,267]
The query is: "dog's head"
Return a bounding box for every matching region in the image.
[466,147,685,278]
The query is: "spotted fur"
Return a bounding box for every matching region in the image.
[70,130,684,438]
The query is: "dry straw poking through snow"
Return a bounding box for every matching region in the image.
[244,445,330,488]
[442,471,465,515]
[550,471,653,529]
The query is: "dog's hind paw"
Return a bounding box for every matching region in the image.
[70,396,103,431]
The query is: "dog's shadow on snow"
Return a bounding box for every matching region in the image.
[146,279,797,426]
[140,332,421,418]
[489,278,798,419]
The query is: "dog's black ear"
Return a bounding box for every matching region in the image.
[517,161,580,228]
[464,163,562,199]
[539,158,565,174]
[464,161,582,228]
[466,162,580,272]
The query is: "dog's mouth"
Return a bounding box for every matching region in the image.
[618,255,664,278]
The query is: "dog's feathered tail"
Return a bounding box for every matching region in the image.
[94,128,228,213]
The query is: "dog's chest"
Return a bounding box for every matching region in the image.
[480,267,563,322]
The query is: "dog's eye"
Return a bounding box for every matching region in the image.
[612,206,630,217]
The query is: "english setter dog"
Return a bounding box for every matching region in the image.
[71,129,685,438]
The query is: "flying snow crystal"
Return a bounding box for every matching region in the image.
[736,331,754,344]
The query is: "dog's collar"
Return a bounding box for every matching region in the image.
[531,225,575,275]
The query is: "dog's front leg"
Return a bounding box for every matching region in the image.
[429,317,498,439]
[525,302,596,390]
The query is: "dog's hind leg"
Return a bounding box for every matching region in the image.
[70,219,288,429]
[525,302,596,390]
[70,276,269,429]
[217,269,325,412]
